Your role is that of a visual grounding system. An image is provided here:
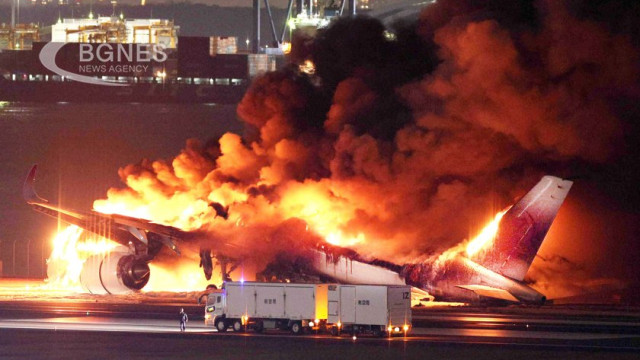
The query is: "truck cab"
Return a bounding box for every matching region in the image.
[204,289,225,327]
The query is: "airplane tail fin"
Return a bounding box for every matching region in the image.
[472,176,573,281]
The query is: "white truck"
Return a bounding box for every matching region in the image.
[327,284,412,337]
[204,282,329,334]
[204,282,412,337]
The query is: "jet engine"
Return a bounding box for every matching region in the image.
[79,248,150,294]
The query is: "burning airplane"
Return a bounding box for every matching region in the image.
[25,164,571,304]
[294,175,572,304]
[22,0,635,303]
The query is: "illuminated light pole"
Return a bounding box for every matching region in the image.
[26,238,31,277]
[11,0,15,28]
[41,238,46,278]
[156,69,166,90]
[253,0,260,53]
[12,239,16,276]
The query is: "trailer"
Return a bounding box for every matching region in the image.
[327,284,412,336]
[204,282,328,334]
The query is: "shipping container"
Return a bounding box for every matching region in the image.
[209,36,237,56]
[327,284,411,337]
[205,282,328,334]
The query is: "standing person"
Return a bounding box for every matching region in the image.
[180,308,188,332]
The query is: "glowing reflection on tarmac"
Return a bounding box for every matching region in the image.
[0,317,211,333]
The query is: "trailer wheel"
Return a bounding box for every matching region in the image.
[330,326,339,336]
[232,320,244,332]
[215,319,227,332]
[291,322,303,335]
[372,326,384,337]
[253,321,264,333]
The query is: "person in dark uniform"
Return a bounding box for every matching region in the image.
[180,308,188,332]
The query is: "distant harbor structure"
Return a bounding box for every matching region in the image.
[51,17,179,49]
[0,10,277,103]
[0,23,40,51]
[0,0,414,103]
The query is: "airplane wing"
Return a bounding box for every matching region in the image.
[456,284,519,302]
[24,164,243,294]
[24,165,183,256]
[410,286,435,306]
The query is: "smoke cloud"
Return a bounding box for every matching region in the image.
[95,0,640,300]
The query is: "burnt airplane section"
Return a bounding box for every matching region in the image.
[283,176,573,304]
[25,164,572,304]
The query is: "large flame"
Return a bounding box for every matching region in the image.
[45,224,215,292]
[465,208,509,257]
[427,208,509,270]
[45,188,510,293]
[145,263,215,292]
[45,225,118,291]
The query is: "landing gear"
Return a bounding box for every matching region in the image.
[215,255,241,282]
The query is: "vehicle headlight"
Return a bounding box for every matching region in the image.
[309,321,315,327]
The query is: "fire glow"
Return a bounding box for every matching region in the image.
[42,204,509,293]
[30,1,635,301]
[44,224,214,292]
[429,208,510,269]
[465,209,509,257]
[45,225,117,291]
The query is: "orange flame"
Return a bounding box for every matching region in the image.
[145,262,216,292]
[277,180,369,247]
[299,60,316,75]
[44,225,218,292]
[325,231,366,247]
[430,208,509,269]
[45,225,118,291]
[465,208,509,257]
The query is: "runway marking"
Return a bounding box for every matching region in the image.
[410,327,640,340]
[0,317,638,351]
[413,314,640,327]
[0,317,211,334]
[1,316,638,342]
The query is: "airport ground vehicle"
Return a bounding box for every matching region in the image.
[327,284,412,337]
[204,282,328,334]
[204,282,412,336]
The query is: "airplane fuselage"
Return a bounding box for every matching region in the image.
[309,247,546,304]
[416,256,546,304]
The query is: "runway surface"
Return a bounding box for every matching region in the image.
[0,280,638,359]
